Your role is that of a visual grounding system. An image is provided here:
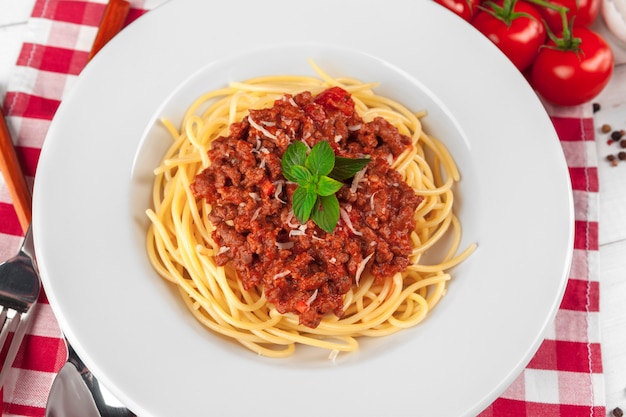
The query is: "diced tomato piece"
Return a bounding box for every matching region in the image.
[295,300,309,313]
[314,86,355,116]
[259,177,274,196]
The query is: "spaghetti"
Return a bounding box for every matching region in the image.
[145,64,475,358]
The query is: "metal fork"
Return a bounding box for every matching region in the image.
[0,226,41,388]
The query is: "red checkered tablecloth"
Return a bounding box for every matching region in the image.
[0,1,605,416]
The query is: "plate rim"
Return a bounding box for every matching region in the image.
[32,1,574,416]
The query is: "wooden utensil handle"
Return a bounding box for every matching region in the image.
[88,0,131,61]
[0,109,32,233]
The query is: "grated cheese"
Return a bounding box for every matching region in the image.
[355,252,375,285]
[289,223,307,237]
[369,191,379,211]
[251,207,262,221]
[306,289,319,306]
[253,138,262,152]
[275,241,294,250]
[350,166,367,194]
[248,116,278,140]
[340,207,362,236]
[286,210,300,228]
[273,180,286,204]
[273,270,291,280]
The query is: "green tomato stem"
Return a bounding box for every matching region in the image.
[524,0,573,47]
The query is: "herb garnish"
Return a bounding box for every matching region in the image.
[281,140,370,233]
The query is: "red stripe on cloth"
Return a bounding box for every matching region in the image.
[13,335,67,373]
[3,403,44,417]
[55,1,106,26]
[127,8,149,24]
[478,398,525,416]
[528,340,603,373]
[568,167,599,192]
[32,0,106,26]
[0,203,23,236]
[31,0,53,19]
[574,221,599,251]
[552,116,595,142]
[3,92,60,120]
[15,145,41,178]
[31,1,148,28]
[480,399,605,417]
[559,404,606,417]
[528,339,558,369]
[37,289,51,305]
[560,279,600,312]
[17,44,88,76]
[556,341,603,373]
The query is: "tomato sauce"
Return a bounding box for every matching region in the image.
[191,87,422,328]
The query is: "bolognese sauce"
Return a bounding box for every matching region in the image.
[191,86,422,328]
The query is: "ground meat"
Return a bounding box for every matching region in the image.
[191,86,422,328]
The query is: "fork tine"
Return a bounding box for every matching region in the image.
[0,306,10,351]
[0,309,30,387]
[0,306,7,327]
[0,306,16,350]
[0,308,20,376]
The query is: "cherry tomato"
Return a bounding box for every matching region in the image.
[434,0,481,21]
[530,27,613,106]
[472,0,547,72]
[534,0,601,33]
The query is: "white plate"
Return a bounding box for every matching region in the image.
[32,1,573,416]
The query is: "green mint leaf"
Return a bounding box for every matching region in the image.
[316,176,343,197]
[288,165,314,186]
[306,141,335,177]
[281,139,370,234]
[292,185,317,224]
[281,141,308,182]
[311,194,340,233]
[330,156,370,181]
